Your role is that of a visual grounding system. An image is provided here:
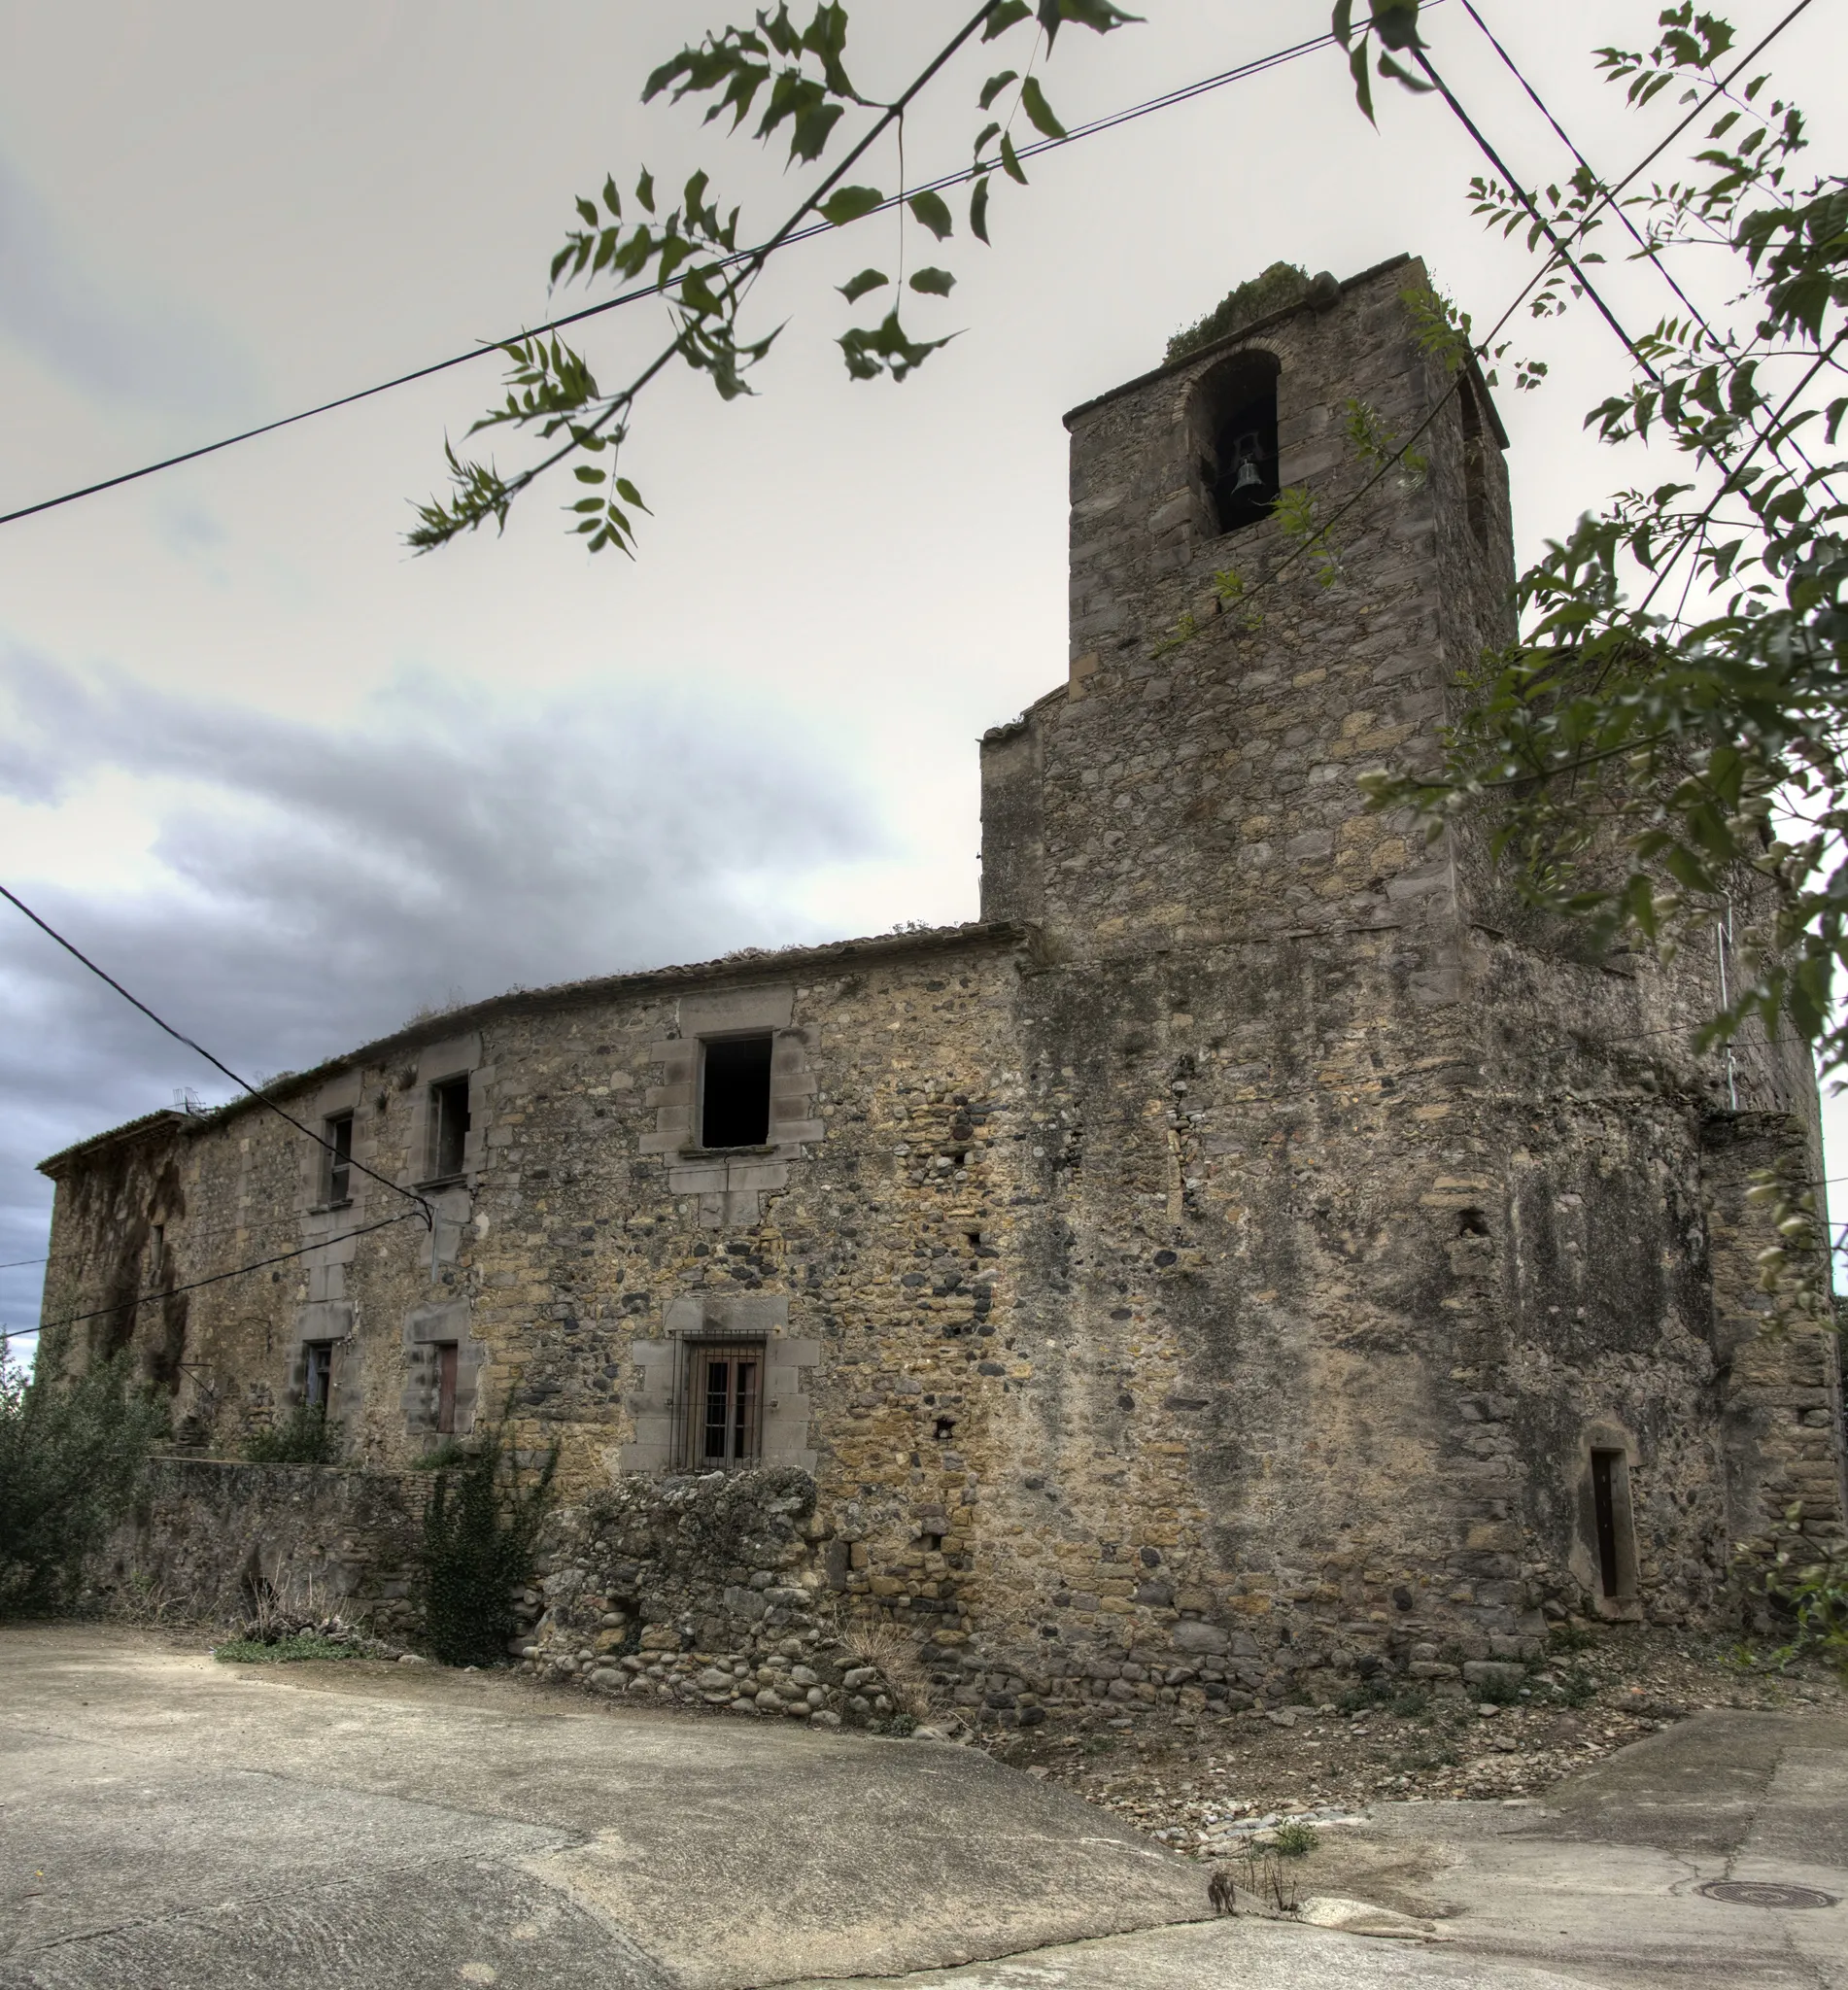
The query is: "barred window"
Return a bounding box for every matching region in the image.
[684,1340,763,1467]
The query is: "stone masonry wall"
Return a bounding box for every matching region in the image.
[40,256,1847,1728]
[89,1457,422,1637]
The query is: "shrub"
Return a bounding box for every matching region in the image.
[1747,1522,1848,1678]
[214,1631,362,1664]
[415,1424,555,1666]
[1557,1665,1597,1707]
[411,1439,470,1472]
[1165,262,1310,363]
[1270,1821,1319,1858]
[0,1338,168,1617]
[242,1405,341,1464]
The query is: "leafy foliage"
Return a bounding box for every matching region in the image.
[214,1631,364,1664]
[0,1339,168,1618]
[1738,1501,1848,1677]
[1164,261,1310,364]
[242,1403,341,1464]
[415,1423,556,1666]
[1331,0,1432,125]
[411,0,1137,556]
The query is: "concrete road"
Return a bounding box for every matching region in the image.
[0,1625,1210,1990]
[2,1628,1843,1990]
[805,1712,1848,1990]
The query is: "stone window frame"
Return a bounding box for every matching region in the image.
[1569,1419,1643,1622]
[400,1298,485,1447]
[619,1293,819,1475]
[404,1031,485,1191]
[300,1072,363,1217]
[286,1300,354,1412]
[639,986,823,1226]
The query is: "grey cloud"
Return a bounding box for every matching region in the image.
[0,152,257,416]
[0,653,885,1336]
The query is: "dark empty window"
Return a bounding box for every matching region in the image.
[433,1342,460,1435]
[1196,354,1281,536]
[701,1035,772,1149]
[429,1077,470,1180]
[324,1113,354,1204]
[304,1340,334,1411]
[1591,1449,1625,1598]
[685,1340,763,1466]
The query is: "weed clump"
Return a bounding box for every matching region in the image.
[1166,262,1311,363]
[1270,1820,1318,1858]
[215,1631,363,1664]
[243,1405,340,1464]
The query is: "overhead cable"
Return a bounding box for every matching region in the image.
[0,20,1360,532]
[1,1207,422,1345]
[0,882,432,1228]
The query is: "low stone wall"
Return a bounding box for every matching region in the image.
[512,1466,917,1728]
[95,1458,1493,1734]
[91,1456,422,1638]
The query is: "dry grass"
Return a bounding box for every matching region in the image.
[831,1611,941,1720]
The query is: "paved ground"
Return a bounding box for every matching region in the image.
[1,1627,1843,1989]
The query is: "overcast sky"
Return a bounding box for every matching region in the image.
[3,0,1845,1345]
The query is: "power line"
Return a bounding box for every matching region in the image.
[1414,48,1665,392]
[0,1256,48,1271]
[0,22,1355,533]
[0,882,431,1228]
[0,1207,422,1345]
[1456,0,1836,503]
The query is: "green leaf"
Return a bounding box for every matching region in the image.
[970,174,992,243]
[635,169,657,214]
[1058,0,1141,32]
[838,266,890,302]
[978,70,1018,111]
[1018,77,1066,139]
[982,0,1031,39]
[602,176,623,217]
[909,266,956,295]
[573,464,605,483]
[820,184,885,225]
[1000,132,1028,184]
[974,120,1003,156]
[615,477,649,508]
[574,197,598,226]
[909,189,954,239]
[1348,38,1376,123]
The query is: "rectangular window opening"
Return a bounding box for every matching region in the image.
[1591,1449,1625,1598]
[700,1035,772,1149]
[324,1112,354,1204]
[304,1340,335,1412]
[684,1339,764,1467]
[434,1342,460,1435]
[429,1077,470,1181]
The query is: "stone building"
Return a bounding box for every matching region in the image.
[40,256,1847,1704]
